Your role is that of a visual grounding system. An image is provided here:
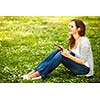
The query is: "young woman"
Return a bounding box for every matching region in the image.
[22,19,94,80]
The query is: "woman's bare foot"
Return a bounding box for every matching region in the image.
[28,71,40,78]
[22,71,41,80]
[27,70,35,76]
[22,70,35,79]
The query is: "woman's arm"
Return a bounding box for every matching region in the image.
[61,49,83,64]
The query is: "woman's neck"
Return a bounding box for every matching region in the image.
[72,33,82,49]
[73,33,80,40]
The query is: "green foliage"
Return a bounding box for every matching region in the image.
[0,16,100,83]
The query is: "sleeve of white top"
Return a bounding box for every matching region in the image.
[79,38,90,64]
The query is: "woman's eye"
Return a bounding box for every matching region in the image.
[70,25,73,28]
[68,25,74,28]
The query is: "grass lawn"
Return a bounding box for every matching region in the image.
[0,16,100,83]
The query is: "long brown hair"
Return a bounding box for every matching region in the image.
[68,19,86,49]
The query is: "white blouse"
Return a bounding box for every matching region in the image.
[70,36,94,77]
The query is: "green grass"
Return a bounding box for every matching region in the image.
[0,16,100,83]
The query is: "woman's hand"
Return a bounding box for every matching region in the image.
[57,45,64,51]
[61,49,70,58]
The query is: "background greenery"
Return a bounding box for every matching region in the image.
[0,16,100,83]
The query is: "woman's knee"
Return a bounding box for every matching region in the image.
[56,51,62,57]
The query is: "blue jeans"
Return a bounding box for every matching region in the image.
[35,50,90,78]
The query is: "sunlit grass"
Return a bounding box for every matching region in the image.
[0,16,100,83]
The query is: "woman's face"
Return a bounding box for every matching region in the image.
[68,21,79,35]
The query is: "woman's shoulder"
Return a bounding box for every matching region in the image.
[81,36,90,44]
[79,36,91,48]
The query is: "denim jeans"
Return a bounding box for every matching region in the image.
[35,50,90,78]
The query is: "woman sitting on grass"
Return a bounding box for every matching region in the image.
[22,19,94,80]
